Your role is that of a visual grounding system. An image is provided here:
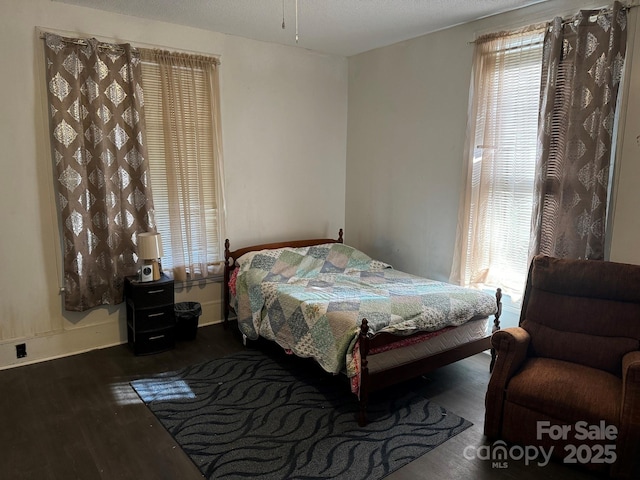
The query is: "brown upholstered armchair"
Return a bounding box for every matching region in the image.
[485,255,640,478]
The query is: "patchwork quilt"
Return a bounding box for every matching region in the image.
[233,243,497,378]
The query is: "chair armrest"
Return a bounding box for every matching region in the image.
[491,327,531,378]
[622,350,640,381]
[611,351,640,479]
[484,327,531,438]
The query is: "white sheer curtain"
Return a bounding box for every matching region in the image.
[140,49,226,282]
[451,27,545,297]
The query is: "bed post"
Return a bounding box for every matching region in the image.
[338,228,344,243]
[223,239,231,329]
[490,288,502,372]
[357,318,370,427]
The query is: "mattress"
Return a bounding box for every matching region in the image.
[366,317,491,374]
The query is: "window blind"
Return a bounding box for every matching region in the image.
[456,29,545,296]
[141,56,223,279]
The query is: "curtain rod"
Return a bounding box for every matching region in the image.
[470,2,638,44]
[40,34,221,66]
[39,32,125,51]
[37,28,221,62]
[560,2,638,26]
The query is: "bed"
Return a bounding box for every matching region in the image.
[223,230,502,425]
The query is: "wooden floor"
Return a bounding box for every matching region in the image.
[0,323,603,480]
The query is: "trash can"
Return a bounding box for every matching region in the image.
[174,302,202,340]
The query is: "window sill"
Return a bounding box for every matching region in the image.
[170,274,224,290]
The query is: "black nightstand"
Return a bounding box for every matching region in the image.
[125,275,175,355]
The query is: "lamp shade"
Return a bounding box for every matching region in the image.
[138,232,163,260]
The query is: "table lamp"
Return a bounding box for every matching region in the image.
[138,232,163,282]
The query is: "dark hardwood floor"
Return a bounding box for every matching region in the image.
[0,323,603,480]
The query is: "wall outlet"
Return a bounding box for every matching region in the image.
[16,343,26,358]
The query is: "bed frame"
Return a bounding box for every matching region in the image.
[223,230,502,426]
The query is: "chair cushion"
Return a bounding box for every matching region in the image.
[531,255,640,303]
[523,256,640,341]
[522,319,639,376]
[506,357,622,425]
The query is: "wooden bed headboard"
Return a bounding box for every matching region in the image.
[222,229,344,326]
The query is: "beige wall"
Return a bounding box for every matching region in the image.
[346,0,640,282]
[0,0,347,368]
[610,4,640,264]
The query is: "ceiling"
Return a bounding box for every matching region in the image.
[54,0,551,57]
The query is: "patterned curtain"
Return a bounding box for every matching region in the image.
[43,33,154,311]
[529,2,627,260]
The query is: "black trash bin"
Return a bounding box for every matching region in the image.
[174,302,202,340]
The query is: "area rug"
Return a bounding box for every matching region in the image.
[131,348,471,480]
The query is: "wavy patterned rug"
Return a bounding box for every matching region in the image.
[131,348,471,480]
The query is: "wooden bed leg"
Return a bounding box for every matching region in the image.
[490,288,502,372]
[358,397,368,427]
[358,319,370,427]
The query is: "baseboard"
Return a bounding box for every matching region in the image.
[0,298,223,371]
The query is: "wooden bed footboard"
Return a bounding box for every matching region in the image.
[356,288,502,426]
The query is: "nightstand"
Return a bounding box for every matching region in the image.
[125,275,175,355]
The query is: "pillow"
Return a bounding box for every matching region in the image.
[522,319,639,376]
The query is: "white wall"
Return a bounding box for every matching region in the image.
[4,0,639,369]
[346,0,640,283]
[610,3,640,264]
[0,0,347,368]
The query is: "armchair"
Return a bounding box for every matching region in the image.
[485,255,640,478]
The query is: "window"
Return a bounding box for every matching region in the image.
[452,28,545,297]
[140,50,226,282]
